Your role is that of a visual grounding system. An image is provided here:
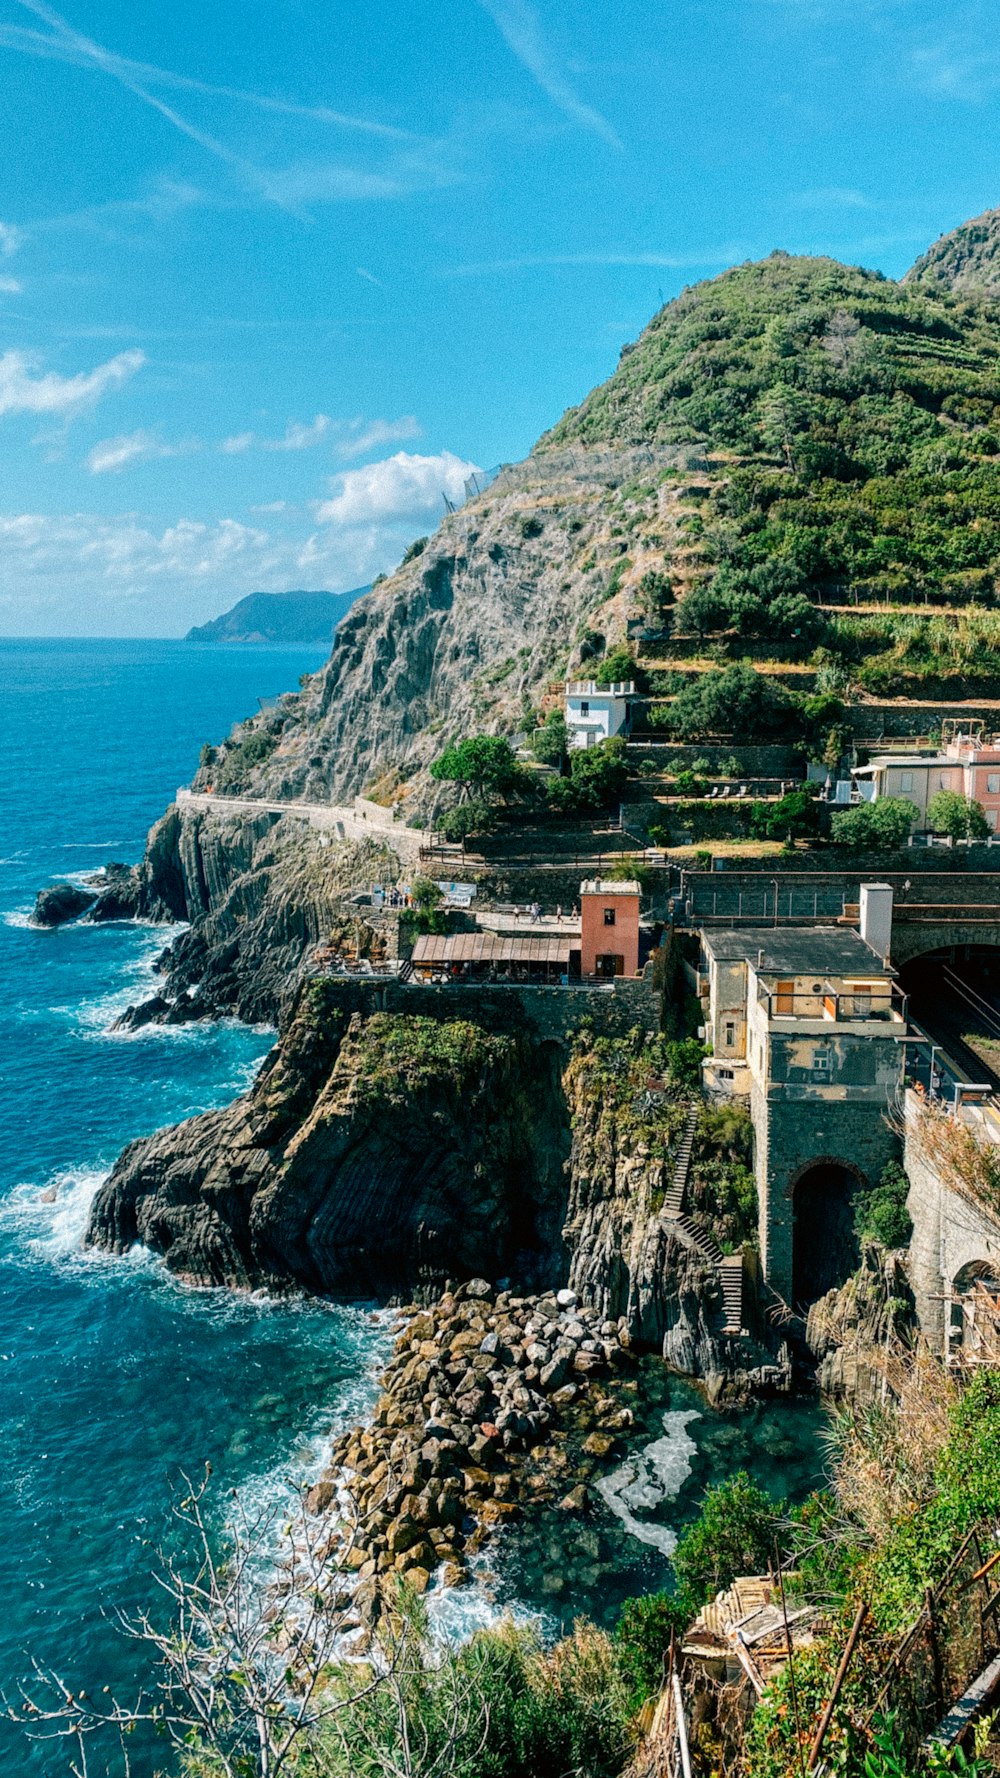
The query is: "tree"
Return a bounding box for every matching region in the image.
[672,1472,785,1606]
[528,710,568,767]
[750,788,820,844]
[668,664,797,740]
[831,796,916,850]
[430,736,526,803]
[927,790,991,841]
[594,644,636,687]
[8,1473,391,1778]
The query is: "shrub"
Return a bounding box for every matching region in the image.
[668,665,798,740]
[672,1472,785,1606]
[214,727,279,791]
[613,1590,689,1710]
[528,710,568,767]
[927,789,991,841]
[437,800,496,843]
[750,788,821,843]
[594,643,636,686]
[400,535,428,565]
[831,796,916,850]
[546,737,629,812]
[855,1160,913,1249]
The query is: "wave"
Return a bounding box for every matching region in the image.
[594,1408,701,1557]
[0,1166,108,1264]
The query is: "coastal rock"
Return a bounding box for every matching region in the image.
[32,882,96,926]
[317,1282,635,1598]
[87,990,570,1294]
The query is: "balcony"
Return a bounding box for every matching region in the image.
[755,980,905,1025]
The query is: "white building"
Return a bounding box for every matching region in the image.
[564,680,635,751]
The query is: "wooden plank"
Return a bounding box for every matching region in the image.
[923,1651,1000,1751]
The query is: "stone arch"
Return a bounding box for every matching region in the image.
[789,1155,867,1311]
[950,1259,1000,1362]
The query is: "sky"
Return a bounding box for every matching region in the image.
[1,0,999,636]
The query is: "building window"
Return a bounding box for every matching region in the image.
[724,1021,735,1047]
[603,908,616,926]
[989,810,998,830]
[813,1049,832,1075]
[580,701,589,716]
[989,775,1000,794]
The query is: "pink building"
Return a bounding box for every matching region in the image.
[852,729,1000,831]
[579,879,641,978]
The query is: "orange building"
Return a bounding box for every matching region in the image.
[579,879,641,978]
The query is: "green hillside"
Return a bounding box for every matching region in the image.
[540,252,1000,692]
[906,207,1000,296]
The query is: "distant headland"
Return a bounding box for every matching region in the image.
[185,586,369,646]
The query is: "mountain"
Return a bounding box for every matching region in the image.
[185,587,368,645]
[905,208,1000,295]
[193,239,1000,809]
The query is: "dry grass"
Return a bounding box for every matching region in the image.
[910,1100,1000,1220]
[829,1341,958,1541]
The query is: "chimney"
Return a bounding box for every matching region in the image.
[859,882,893,960]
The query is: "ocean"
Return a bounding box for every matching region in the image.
[0,638,825,1774]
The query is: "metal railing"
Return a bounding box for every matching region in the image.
[756,982,904,1023]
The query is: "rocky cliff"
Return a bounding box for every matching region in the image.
[88,986,571,1295]
[88,998,788,1389]
[95,804,399,1026]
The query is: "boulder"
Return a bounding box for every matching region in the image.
[32,882,96,926]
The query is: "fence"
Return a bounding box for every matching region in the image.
[869,1528,1000,1757]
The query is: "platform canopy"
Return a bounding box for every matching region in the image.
[411,932,574,966]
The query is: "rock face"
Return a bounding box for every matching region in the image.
[32,882,96,926]
[87,991,571,1294]
[805,1245,916,1400]
[905,208,1000,295]
[107,807,399,1026]
[87,995,786,1393]
[563,1046,788,1392]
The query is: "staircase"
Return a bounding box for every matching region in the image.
[662,1105,698,1218]
[658,1107,746,1334]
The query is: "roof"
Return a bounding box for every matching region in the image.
[411,932,574,965]
[702,926,893,976]
[853,754,950,774]
[579,879,641,896]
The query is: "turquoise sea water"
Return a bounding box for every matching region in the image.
[0,639,826,1773]
[0,640,392,1774]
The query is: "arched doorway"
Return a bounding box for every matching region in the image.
[792,1159,863,1309]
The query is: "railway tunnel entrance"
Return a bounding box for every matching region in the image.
[899,946,1000,1093]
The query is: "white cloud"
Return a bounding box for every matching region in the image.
[0,275,22,293]
[0,222,21,256]
[0,346,144,416]
[315,449,479,526]
[250,499,288,514]
[790,187,871,209]
[476,0,621,148]
[334,415,422,459]
[86,429,200,473]
[0,505,400,633]
[219,414,330,454]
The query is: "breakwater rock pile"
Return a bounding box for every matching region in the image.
[316,1279,637,1604]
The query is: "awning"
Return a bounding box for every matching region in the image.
[411,932,575,966]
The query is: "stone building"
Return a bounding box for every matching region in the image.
[579,879,641,978]
[700,919,905,1306]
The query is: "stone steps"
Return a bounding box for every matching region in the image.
[662,1105,699,1217]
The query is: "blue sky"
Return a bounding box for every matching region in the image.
[0,0,998,635]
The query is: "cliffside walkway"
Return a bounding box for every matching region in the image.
[174,787,433,865]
